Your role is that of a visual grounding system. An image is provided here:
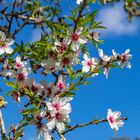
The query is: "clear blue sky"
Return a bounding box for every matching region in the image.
[1,1,140,140]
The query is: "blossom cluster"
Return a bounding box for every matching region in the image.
[0,23,131,139]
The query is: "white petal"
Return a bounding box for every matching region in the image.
[76,27,83,35]
[98,49,103,57]
[6,38,14,45]
[0,48,5,55]
[71,42,79,51]
[78,36,88,44]
[47,119,56,130]
[5,47,13,54]
[83,54,89,61]
[56,122,65,132]
[125,49,130,54]
[82,65,90,73]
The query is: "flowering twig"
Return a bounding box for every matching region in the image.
[63,117,128,135]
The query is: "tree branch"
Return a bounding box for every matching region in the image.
[62,117,128,135]
[0,110,6,140]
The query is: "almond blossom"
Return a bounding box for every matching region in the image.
[30,111,52,140]
[0,31,14,55]
[98,49,110,62]
[56,75,67,91]
[46,96,72,132]
[90,32,101,42]
[26,78,42,94]
[98,49,110,78]
[67,27,88,51]
[55,38,70,53]
[60,54,78,68]
[41,57,60,74]
[14,56,26,69]
[107,109,124,131]
[82,54,97,73]
[41,81,57,97]
[118,49,132,68]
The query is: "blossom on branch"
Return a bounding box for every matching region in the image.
[118,49,132,68]
[14,56,26,70]
[0,31,14,55]
[67,27,88,51]
[46,96,72,132]
[82,53,97,73]
[107,109,124,131]
[98,49,110,78]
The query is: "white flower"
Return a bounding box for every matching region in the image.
[118,49,132,68]
[46,96,72,132]
[82,54,97,73]
[98,49,110,78]
[37,124,52,140]
[91,32,101,42]
[55,38,70,53]
[56,75,67,91]
[98,49,110,62]
[26,78,43,94]
[0,31,14,55]
[60,54,78,68]
[41,81,57,97]
[41,57,60,73]
[76,0,83,4]
[107,109,124,131]
[14,56,26,69]
[67,27,88,51]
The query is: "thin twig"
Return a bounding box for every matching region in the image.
[63,117,128,135]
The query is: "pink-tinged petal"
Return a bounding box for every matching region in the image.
[82,65,90,73]
[83,54,89,61]
[98,49,103,58]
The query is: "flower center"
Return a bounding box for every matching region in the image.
[31,84,38,92]
[87,60,93,66]
[109,116,114,123]
[15,63,22,68]
[57,81,64,89]
[2,44,7,48]
[55,113,61,120]
[16,73,25,81]
[62,57,70,65]
[71,32,79,41]
[53,103,60,111]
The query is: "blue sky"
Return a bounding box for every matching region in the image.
[1,0,140,140]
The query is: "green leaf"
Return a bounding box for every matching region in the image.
[21,108,35,115]
[4,90,14,96]
[82,81,90,85]
[5,81,17,88]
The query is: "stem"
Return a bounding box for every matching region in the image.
[74,0,87,30]
[63,117,128,135]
